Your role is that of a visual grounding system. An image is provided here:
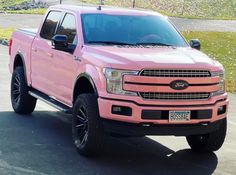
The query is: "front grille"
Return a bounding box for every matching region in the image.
[140,69,211,77]
[139,92,210,100]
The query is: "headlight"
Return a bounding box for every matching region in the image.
[211,70,225,96]
[103,68,139,95]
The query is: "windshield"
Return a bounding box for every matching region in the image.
[81,14,188,47]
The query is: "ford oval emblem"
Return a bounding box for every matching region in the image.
[170,80,189,90]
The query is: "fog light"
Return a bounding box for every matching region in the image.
[112,105,132,116]
[217,105,226,115]
[113,106,122,112]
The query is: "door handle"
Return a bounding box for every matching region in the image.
[47,53,54,58]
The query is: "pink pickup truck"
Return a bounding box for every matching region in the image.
[9,5,228,156]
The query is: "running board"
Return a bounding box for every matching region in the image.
[29,90,72,114]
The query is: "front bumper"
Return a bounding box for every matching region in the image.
[98,94,228,137]
[98,95,228,124]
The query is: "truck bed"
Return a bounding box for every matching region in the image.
[9,28,38,76]
[17,28,37,37]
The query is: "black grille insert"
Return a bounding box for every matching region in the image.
[139,92,211,100]
[140,69,211,77]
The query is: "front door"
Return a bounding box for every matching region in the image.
[31,10,63,96]
[50,13,79,106]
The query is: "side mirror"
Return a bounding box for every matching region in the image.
[52,35,75,53]
[189,39,201,50]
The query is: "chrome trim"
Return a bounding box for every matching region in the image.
[140,69,211,77]
[139,92,211,100]
[29,91,68,112]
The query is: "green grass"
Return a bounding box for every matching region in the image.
[182,31,236,92]
[0,28,14,40]
[2,0,235,19]
[83,0,236,20]
[6,8,46,15]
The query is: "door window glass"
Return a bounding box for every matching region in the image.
[40,11,62,40]
[57,14,77,44]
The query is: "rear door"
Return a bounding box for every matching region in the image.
[50,13,79,106]
[31,11,63,96]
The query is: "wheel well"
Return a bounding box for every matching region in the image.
[14,54,24,69]
[73,77,96,103]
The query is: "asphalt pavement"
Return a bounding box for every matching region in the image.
[1,45,236,175]
[0,13,236,32]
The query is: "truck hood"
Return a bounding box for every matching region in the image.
[85,46,222,71]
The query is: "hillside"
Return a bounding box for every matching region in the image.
[84,0,236,19]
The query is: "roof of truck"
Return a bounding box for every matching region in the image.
[51,4,164,17]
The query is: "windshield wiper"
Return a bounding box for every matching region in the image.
[87,41,134,46]
[135,42,173,46]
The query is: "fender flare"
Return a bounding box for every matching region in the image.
[73,72,98,102]
[13,52,28,83]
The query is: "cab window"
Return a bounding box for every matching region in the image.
[57,13,77,44]
[40,11,62,40]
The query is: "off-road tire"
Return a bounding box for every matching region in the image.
[11,67,37,114]
[186,118,227,152]
[72,94,105,156]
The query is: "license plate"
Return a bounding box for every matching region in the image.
[169,111,191,123]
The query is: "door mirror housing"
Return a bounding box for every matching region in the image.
[52,35,76,53]
[189,39,201,50]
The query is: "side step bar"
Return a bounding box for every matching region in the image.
[29,90,72,114]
